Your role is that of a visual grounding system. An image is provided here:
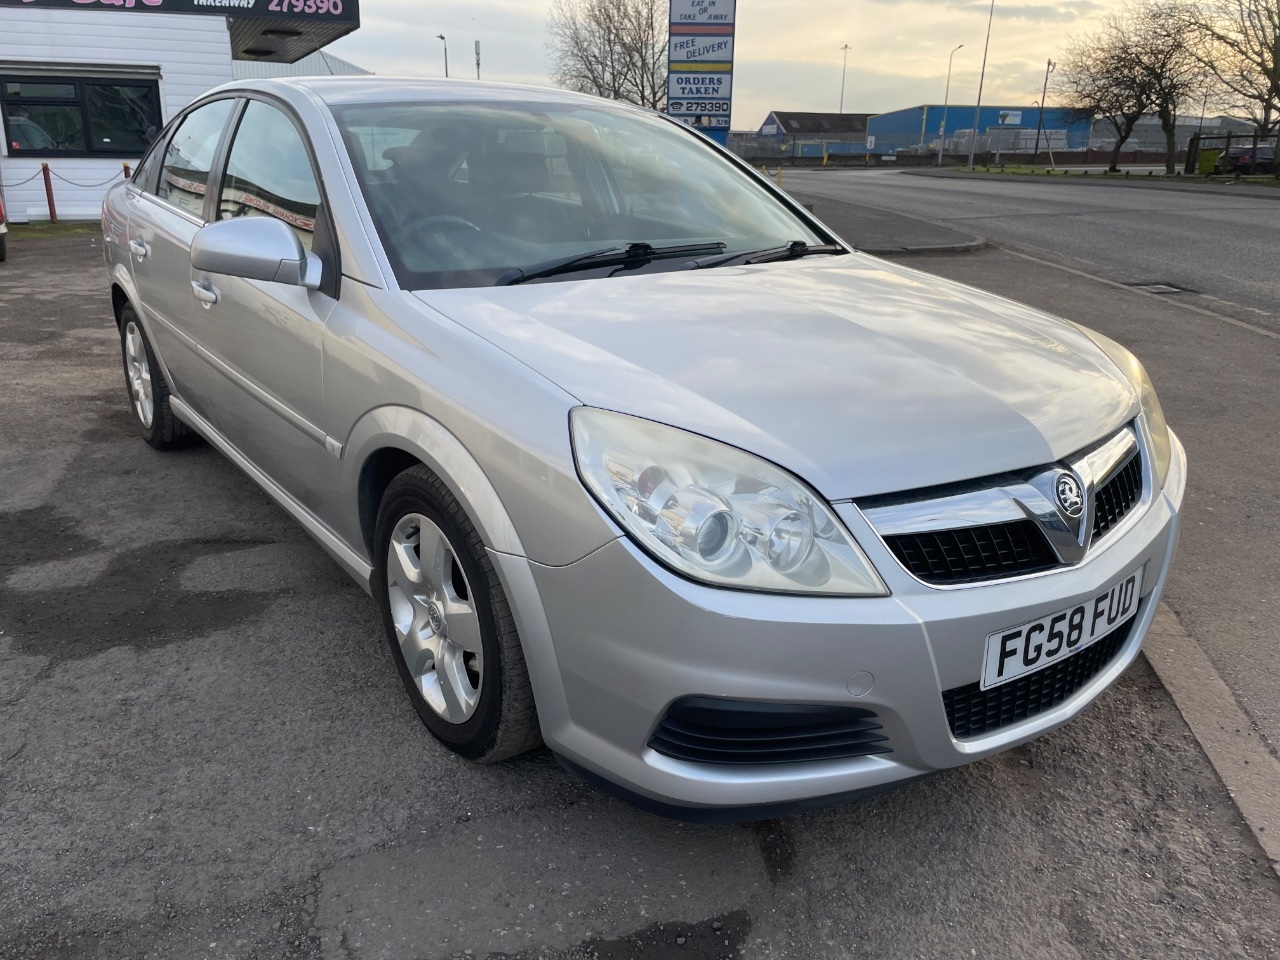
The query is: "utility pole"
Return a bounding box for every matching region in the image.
[966,0,996,170]
[1032,58,1054,165]
[839,44,851,114]
[436,34,449,78]
[938,43,964,167]
[475,40,481,80]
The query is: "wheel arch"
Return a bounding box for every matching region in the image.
[109,261,139,328]
[345,405,526,562]
[346,408,574,749]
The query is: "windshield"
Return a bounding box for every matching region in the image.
[331,100,830,289]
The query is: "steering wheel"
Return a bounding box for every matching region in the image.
[398,213,482,234]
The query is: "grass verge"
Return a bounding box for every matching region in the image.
[5,220,102,238]
[957,165,1280,186]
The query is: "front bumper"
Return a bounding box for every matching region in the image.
[495,433,1186,818]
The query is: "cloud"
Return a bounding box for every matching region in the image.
[326,0,551,86]
[864,0,1103,19]
[952,0,1104,21]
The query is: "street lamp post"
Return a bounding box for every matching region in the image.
[436,34,449,78]
[839,44,851,113]
[938,43,964,167]
[1031,58,1055,165]
[966,0,996,170]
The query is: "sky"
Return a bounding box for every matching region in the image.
[325,0,1120,130]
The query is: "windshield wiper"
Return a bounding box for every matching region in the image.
[495,241,727,286]
[685,240,845,270]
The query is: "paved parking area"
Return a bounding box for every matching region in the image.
[2,231,1279,960]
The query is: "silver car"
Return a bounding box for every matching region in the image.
[101,78,1186,820]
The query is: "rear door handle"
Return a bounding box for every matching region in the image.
[128,239,149,259]
[191,279,220,306]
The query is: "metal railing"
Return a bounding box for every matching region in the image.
[726,133,868,160]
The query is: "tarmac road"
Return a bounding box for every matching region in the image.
[1,229,1278,960]
[785,167,1280,331]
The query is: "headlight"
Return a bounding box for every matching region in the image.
[1077,326,1172,488]
[570,408,887,596]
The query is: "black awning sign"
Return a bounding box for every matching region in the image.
[0,0,358,23]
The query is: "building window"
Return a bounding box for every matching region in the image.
[1,76,162,158]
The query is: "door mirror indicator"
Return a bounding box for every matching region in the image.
[191,217,321,290]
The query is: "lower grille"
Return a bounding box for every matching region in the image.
[943,616,1136,739]
[884,519,1058,586]
[649,697,891,765]
[1092,454,1143,540]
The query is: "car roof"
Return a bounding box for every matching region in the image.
[221,76,625,110]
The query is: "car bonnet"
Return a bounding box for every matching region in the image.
[413,254,1137,500]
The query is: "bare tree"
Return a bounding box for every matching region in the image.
[547,0,667,110]
[1178,0,1280,134]
[1132,3,1213,173]
[1056,17,1153,172]
[1058,3,1210,173]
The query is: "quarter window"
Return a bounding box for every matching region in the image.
[1,76,162,157]
[154,100,234,219]
[218,100,321,251]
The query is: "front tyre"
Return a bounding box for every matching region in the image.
[373,465,541,762]
[118,304,191,449]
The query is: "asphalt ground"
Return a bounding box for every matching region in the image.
[2,229,1279,959]
[782,189,982,255]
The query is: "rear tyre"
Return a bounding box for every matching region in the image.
[0,234,7,263]
[118,304,192,449]
[373,465,542,763]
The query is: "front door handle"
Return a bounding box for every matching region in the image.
[128,239,149,259]
[191,279,220,306]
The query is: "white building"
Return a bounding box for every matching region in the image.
[0,0,361,222]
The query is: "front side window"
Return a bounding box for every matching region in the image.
[1,76,161,157]
[217,100,320,251]
[154,99,234,219]
[332,100,827,290]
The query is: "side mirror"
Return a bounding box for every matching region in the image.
[191,217,321,290]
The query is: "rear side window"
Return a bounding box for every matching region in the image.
[155,99,234,218]
[132,132,167,192]
[217,100,321,251]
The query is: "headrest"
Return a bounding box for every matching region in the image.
[381,130,466,178]
[471,150,549,195]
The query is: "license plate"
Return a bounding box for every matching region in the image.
[981,567,1143,690]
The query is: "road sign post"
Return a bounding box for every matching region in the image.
[666,0,736,146]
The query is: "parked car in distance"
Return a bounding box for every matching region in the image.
[8,115,60,152]
[101,78,1185,821]
[1213,144,1276,175]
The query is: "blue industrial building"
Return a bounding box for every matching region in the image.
[867,104,1092,154]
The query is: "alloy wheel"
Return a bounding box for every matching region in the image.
[385,513,484,723]
[124,321,154,429]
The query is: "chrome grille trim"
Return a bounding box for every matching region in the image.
[857,422,1148,587]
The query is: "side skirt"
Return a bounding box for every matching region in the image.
[168,395,374,593]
